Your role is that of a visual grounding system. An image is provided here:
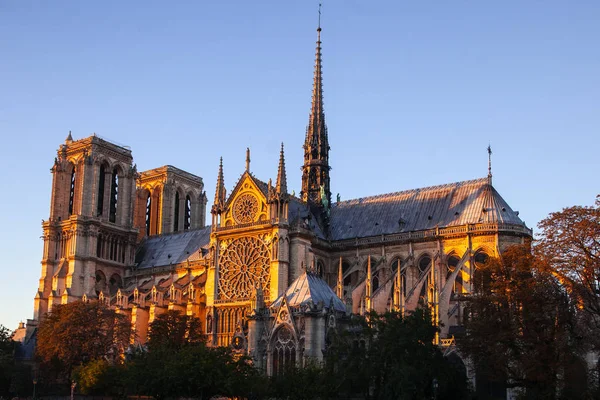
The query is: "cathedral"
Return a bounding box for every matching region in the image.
[30,22,532,376]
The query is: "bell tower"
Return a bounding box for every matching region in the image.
[35,133,139,320]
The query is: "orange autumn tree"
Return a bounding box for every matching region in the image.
[536,195,600,349]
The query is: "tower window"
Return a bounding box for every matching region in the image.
[174,191,180,232]
[68,165,76,215]
[145,194,151,236]
[97,164,105,216]
[184,195,191,230]
[109,168,118,223]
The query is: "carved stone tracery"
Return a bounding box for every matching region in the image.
[218,236,270,300]
[233,193,259,224]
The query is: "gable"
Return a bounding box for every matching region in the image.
[221,172,270,227]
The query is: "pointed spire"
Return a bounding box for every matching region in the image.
[337,257,344,299]
[246,147,251,172]
[214,157,226,208]
[276,143,287,194]
[65,131,73,143]
[301,6,331,208]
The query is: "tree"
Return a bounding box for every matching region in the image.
[36,301,130,382]
[0,325,15,397]
[536,195,600,349]
[324,309,469,399]
[146,309,204,351]
[458,245,584,399]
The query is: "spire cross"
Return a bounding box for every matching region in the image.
[318,3,322,30]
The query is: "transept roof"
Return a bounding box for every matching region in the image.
[271,271,346,313]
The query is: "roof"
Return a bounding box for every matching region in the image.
[329,177,526,240]
[288,197,327,239]
[271,271,346,312]
[135,226,211,269]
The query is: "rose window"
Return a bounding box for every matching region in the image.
[218,236,270,300]
[233,193,259,224]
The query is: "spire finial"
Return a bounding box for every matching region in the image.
[246,147,251,172]
[66,130,73,143]
[214,157,226,207]
[318,3,322,31]
[276,142,287,194]
[487,144,493,184]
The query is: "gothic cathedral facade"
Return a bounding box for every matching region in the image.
[31,25,532,375]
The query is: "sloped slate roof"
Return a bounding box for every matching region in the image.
[288,197,327,239]
[135,226,211,269]
[329,177,525,241]
[271,271,346,312]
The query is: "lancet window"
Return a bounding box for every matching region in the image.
[184,195,191,230]
[109,168,119,223]
[145,194,151,236]
[97,164,106,216]
[68,164,76,215]
[447,254,463,296]
[174,191,180,232]
[272,326,297,376]
[216,307,247,347]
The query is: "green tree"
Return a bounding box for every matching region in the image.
[121,310,265,399]
[324,309,469,399]
[36,301,130,383]
[459,245,583,399]
[0,325,15,397]
[146,309,204,351]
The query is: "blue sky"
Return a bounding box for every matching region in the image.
[1,1,598,330]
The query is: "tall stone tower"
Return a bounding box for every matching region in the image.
[300,25,331,210]
[134,165,207,239]
[35,134,139,319]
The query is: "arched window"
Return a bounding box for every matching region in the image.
[391,258,401,272]
[184,195,192,230]
[95,271,106,296]
[174,191,180,232]
[68,164,76,215]
[109,274,123,296]
[97,164,106,216]
[447,255,463,295]
[109,168,119,223]
[316,260,325,278]
[145,194,151,236]
[372,274,380,292]
[418,255,432,276]
[418,255,432,302]
[272,326,296,376]
[342,261,350,274]
[473,251,491,292]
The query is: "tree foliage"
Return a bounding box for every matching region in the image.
[459,245,586,399]
[536,195,600,349]
[323,309,469,400]
[36,301,130,381]
[146,309,204,351]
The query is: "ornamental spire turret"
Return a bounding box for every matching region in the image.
[301,9,331,209]
[212,157,226,211]
[276,143,287,194]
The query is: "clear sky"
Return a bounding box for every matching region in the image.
[1,1,598,330]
